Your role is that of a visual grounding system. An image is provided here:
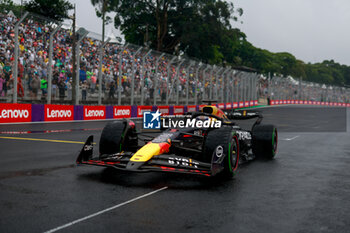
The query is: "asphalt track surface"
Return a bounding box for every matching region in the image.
[0,105,349,233]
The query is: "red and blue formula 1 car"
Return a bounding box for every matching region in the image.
[77,105,278,178]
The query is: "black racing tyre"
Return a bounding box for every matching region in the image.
[204,127,239,178]
[252,124,278,159]
[99,120,138,158]
[99,121,125,157]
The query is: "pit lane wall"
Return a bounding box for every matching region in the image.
[0,100,349,123]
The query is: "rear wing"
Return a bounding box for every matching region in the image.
[226,110,263,128]
[226,110,262,120]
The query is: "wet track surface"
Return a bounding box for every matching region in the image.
[0,106,349,233]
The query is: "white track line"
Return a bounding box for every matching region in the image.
[43,186,168,233]
[281,136,300,141]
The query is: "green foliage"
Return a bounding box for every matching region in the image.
[24,0,73,21]
[0,0,14,6]
[106,0,243,58]
[0,0,24,15]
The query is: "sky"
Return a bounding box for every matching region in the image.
[13,0,350,66]
[233,0,350,65]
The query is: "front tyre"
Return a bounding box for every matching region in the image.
[252,124,278,159]
[204,127,240,178]
[99,120,138,158]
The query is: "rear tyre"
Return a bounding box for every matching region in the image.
[252,124,278,159]
[204,127,239,178]
[99,120,138,158]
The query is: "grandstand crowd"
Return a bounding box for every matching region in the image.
[0,11,349,104]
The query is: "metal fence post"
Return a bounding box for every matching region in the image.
[12,12,28,103]
[241,72,246,102]
[166,56,177,105]
[249,73,254,101]
[246,73,250,101]
[130,47,142,105]
[236,72,242,102]
[252,74,255,101]
[210,65,216,99]
[140,49,152,105]
[47,23,62,104]
[214,67,223,101]
[154,53,165,106]
[238,72,243,102]
[175,60,185,105]
[250,74,254,101]
[231,71,234,103]
[118,43,129,105]
[221,68,230,103]
[202,65,210,102]
[231,71,237,103]
[185,61,195,105]
[194,63,203,105]
[75,29,89,105]
[97,38,110,105]
[254,74,258,101]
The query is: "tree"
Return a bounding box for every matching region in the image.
[109,0,242,60]
[91,0,116,42]
[0,0,23,15]
[24,0,73,21]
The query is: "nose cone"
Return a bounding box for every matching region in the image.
[130,142,170,162]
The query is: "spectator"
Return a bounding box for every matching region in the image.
[66,79,72,100]
[30,74,40,99]
[0,73,5,97]
[81,80,88,100]
[58,79,65,101]
[41,76,48,99]
[108,80,116,99]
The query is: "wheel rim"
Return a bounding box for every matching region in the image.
[230,136,239,172]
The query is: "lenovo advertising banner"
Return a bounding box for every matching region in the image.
[113,106,131,119]
[45,105,74,122]
[0,103,32,123]
[157,106,170,116]
[84,106,106,120]
[187,105,196,113]
[137,106,152,118]
[173,106,184,115]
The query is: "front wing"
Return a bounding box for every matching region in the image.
[76,136,213,177]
